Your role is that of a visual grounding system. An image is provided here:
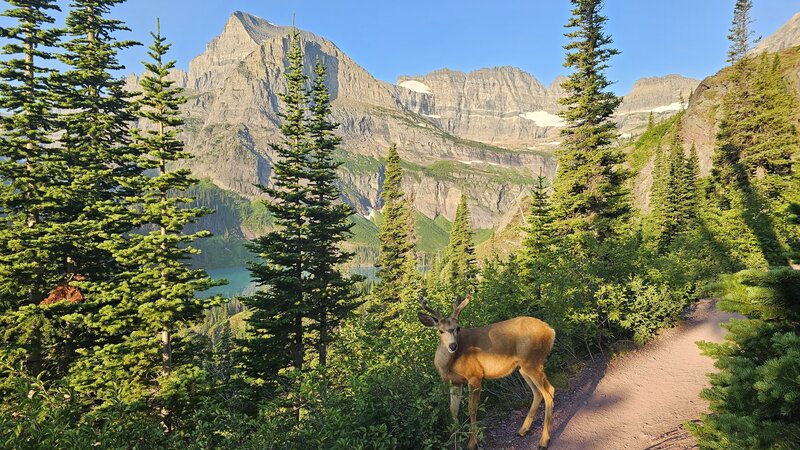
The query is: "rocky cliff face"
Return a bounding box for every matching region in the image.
[162,11,698,229]
[753,12,800,55]
[397,68,698,148]
[174,12,554,228]
[397,67,564,148]
[679,44,800,178]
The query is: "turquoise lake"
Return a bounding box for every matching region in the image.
[201,266,377,299]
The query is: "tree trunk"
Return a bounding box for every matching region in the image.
[161,330,172,376]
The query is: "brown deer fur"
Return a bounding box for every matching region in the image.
[420,296,556,450]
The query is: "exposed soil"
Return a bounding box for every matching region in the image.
[484,299,740,450]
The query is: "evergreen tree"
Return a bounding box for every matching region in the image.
[305,60,361,366]
[57,0,141,284]
[647,112,655,130]
[241,28,313,381]
[651,131,700,251]
[553,0,629,245]
[0,0,65,378]
[690,268,800,449]
[440,193,477,297]
[681,143,701,222]
[741,54,798,180]
[727,0,757,64]
[398,195,423,303]
[0,0,62,309]
[70,21,222,408]
[375,144,414,303]
[520,173,557,301]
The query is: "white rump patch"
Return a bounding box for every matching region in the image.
[399,80,432,94]
[518,111,566,128]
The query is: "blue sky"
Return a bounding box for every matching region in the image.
[43,1,800,93]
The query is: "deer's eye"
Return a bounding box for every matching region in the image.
[439,330,444,334]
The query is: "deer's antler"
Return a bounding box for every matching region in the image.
[453,294,471,320]
[420,298,444,320]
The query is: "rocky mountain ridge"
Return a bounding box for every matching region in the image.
[138,11,699,229]
[753,12,800,55]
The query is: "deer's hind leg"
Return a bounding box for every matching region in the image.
[517,372,544,436]
[520,365,554,449]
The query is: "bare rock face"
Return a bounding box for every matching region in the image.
[175,12,552,228]
[397,68,699,148]
[753,12,800,55]
[164,11,698,228]
[397,67,564,148]
[615,74,700,136]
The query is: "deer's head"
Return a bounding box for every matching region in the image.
[419,295,471,353]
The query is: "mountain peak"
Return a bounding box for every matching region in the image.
[227,11,286,44]
[753,11,800,54]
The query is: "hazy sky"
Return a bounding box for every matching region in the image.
[38,1,800,93]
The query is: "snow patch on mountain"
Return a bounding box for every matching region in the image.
[399,80,432,94]
[518,111,566,128]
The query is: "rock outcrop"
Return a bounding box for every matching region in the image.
[753,12,800,55]
[173,12,554,228]
[397,68,699,148]
[155,11,698,228]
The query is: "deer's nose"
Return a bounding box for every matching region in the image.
[449,343,457,352]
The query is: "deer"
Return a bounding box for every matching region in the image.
[418,294,556,450]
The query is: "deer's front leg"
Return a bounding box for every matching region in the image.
[449,384,463,423]
[467,380,481,450]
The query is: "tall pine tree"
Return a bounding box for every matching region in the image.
[0,0,64,378]
[241,28,313,381]
[440,193,477,297]
[520,173,558,301]
[57,0,141,284]
[0,0,62,307]
[305,60,361,366]
[553,0,629,245]
[71,21,223,408]
[727,0,757,64]
[375,144,415,304]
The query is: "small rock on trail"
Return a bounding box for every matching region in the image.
[485,299,739,450]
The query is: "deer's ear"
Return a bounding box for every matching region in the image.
[418,313,439,328]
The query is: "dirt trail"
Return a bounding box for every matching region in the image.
[485,299,740,450]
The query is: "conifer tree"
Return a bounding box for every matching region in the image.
[553,0,629,245]
[305,60,361,366]
[681,143,701,222]
[520,173,557,301]
[72,21,222,405]
[376,144,414,302]
[440,193,477,297]
[0,0,62,308]
[742,54,797,180]
[727,0,757,64]
[241,28,313,381]
[0,0,65,378]
[57,0,141,284]
[651,131,700,251]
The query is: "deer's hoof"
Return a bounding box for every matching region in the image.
[538,443,549,449]
[517,427,530,437]
[467,436,478,450]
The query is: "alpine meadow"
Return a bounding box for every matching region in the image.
[0,0,798,449]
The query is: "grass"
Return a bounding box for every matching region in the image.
[626,113,683,173]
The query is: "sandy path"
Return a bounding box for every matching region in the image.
[485,299,739,450]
